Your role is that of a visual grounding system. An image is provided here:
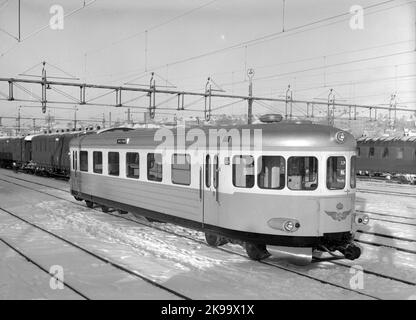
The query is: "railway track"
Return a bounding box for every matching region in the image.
[357,188,416,198]
[1,172,415,298]
[0,203,190,300]
[0,236,89,300]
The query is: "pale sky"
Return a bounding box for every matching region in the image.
[0,0,415,128]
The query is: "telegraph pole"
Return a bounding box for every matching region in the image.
[17,106,21,135]
[18,0,21,42]
[247,69,255,124]
[73,106,77,129]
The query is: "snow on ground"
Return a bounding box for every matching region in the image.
[0,240,81,300]
[0,170,415,299]
[0,211,180,300]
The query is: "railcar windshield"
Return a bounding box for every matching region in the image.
[287,157,318,190]
[257,156,285,189]
[326,156,346,190]
[232,155,254,188]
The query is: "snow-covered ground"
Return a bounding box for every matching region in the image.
[0,169,415,300]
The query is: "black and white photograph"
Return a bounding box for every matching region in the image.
[0,0,415,305]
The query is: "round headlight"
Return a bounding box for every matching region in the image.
[335,131,346,143]
[284,221,294,232]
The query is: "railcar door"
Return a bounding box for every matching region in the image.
[203,153,220,226]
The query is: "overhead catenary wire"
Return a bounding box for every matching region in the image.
[126,0,410,78]
[0,0,98,58]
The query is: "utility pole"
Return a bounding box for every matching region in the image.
[247,69,255,124]
[285,85,292,119]
[17,106,21,135]
[102,113,105,128]
[327,89,335,126]
[18,0,21,42]
[32,118,36,134]
[73,106,77,129]
[109,112,112,127]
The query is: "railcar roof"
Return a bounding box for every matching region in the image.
[70,123,356,150]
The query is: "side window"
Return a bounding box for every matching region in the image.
[93,151,103,174]
[287,157,318,190]
[213,155,219,189]
[108,152,119,176]
[232,155,254,188]
[80,151,88,172]
[382,147,389,159]
[126,152,140,179]
[326,156,346,190]
[397,147,404,159]
[171,153,191,185]
[147,153,162,182]
[369,147,375,158]
[205,155,211,187]
[257,156,285,189]
[72,151,75,170]
[357,147,361,158]
[350,156,356,189]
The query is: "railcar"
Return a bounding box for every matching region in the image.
[69,117,368,261]
[356,136,416,183]
[30,131,91,176]
[0,137,24,168]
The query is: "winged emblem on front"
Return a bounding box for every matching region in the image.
[325,209,352,221]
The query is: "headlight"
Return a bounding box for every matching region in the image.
[335,131,346,143]
[268,218,300,232]
[284,221,294,231]
[355,213,369,225]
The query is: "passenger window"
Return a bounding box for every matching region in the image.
[147,153,162,182]
[93,151,103,174]
[126,152,140,179]
[382,148,389,159]
[357,147,361,158]
[397,147,404,159]
[327,156,346,190]
[287,157,318,190]
[213,155,219,189]
[80,151,88,172]
[205,155,211,187]
[108,152,119,176]
[75,151,77,171]
[232,155,254,188]
[257,156,285,189]
[172,154,191,185]
[350,156,356,189]
[369,147,375,158]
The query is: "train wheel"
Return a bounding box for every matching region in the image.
[245,243,271,261]
[205,232,227,247]
[118,210,128,215]
[85,200,94,208]
[101,206,109,213]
